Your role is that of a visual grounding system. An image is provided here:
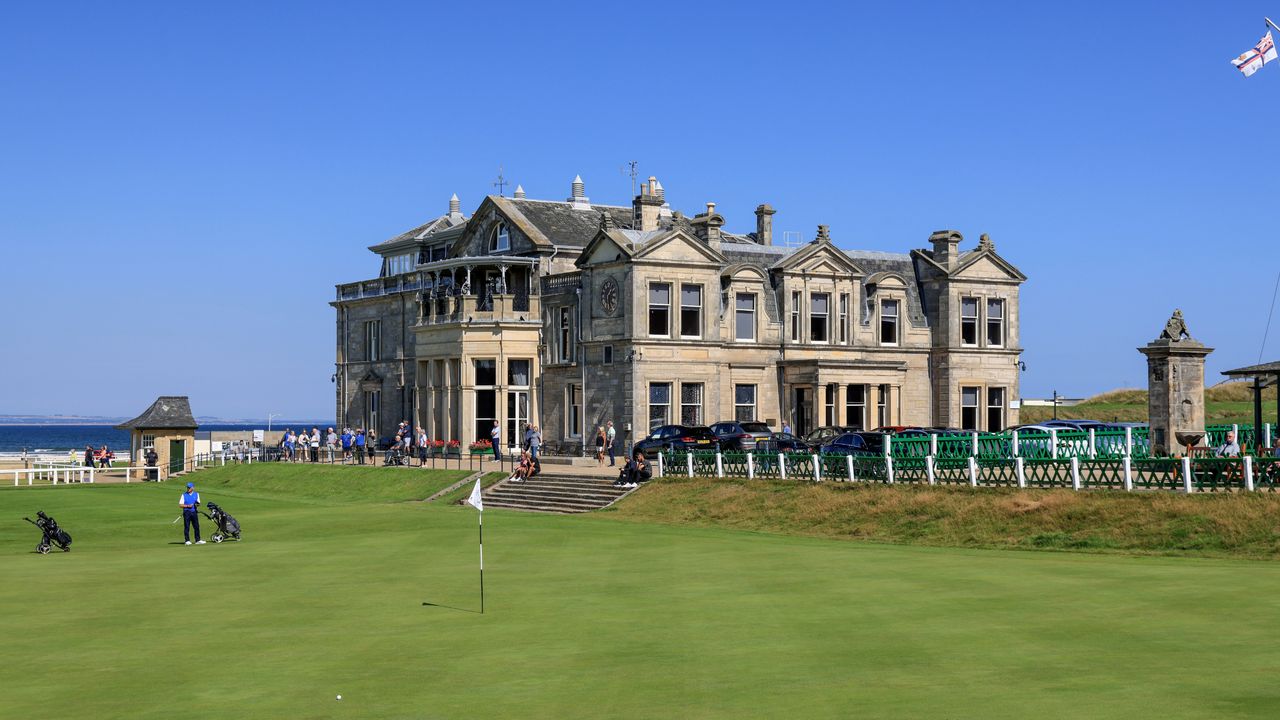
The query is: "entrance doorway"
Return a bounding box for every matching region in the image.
[506,391,528,453]
[793,387,812,437]
[168,439,185,474]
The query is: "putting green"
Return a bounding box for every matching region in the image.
[2,468,1278,719]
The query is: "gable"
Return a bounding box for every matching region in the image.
[953,252,1025,282]
[773,241,865,276]
[578,232,632,266]
[633,230,726,265]
[449,197,549,258]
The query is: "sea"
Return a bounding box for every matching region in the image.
[0,423,329,454]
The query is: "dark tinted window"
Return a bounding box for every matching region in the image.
[682,426,716,440]
[740,423,770,433]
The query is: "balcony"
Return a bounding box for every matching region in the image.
[336,272,421,301]
[419,293,540,326]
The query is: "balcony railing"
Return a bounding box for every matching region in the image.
[336,272,421,301]
[541,272,581,295]
[419,293,541,326]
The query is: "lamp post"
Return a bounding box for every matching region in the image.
[268,413,281,435]
[1052,390,1059,420]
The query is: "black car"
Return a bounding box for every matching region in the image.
[819,432,887,457]
[633,425,719,458]
[802,426,856,451]
[755,432,809,454]
[709,421,774,451]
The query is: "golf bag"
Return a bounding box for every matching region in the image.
[24,511,71,554]
[202,502,241,543]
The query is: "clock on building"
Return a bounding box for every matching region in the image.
[599,277,620,316]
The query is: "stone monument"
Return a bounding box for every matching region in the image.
[1138,310,1213,456]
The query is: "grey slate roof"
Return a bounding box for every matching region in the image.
[369,214,466,253]
[116,396,198,430]
[503,198,634,247]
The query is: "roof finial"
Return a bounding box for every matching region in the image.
[568,175,591,210]
[449,193,460,215]
[979,233,994,251]
[513,184,525,199]
[817,224,831,242]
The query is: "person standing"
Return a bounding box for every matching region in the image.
[529,425,542,460]
[367,429,378,465]
[490,420,502,463]
[310,427,321,463]
[341,428,353,463]
[417,426,429,467]
[326,428,337,463]
[606,421,617,467]
[180,481,204,545]
[83,445,94,469]
[354,429,366,464]
[145,446,159,481]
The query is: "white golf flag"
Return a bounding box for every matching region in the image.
[465,479,483,512]
[1232,31,1278,77]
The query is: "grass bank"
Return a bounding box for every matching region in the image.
[186,463,472,503]
[1021,384,1278,424]
[609,477,1280,559]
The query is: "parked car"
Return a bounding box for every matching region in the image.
[819,431,888,457]
[709,421,774,451]
[633,425,719,459]
[1041,419,1108,432]
[874,426,924,435]
[756,432,809,454]
[802,426,856,450]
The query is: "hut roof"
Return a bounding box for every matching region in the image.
[115,396,198,430]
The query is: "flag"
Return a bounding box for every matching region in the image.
[465,479,483,512]
[1232,31,1277,77]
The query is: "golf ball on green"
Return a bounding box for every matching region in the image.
[336,695,342,700]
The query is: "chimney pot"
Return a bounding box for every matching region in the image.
[755,203,775,246]
[513,185,525,199]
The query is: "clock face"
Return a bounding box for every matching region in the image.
[600,278,620,316]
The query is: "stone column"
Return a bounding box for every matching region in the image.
[1138,310,1213,456]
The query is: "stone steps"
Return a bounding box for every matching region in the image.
[479,473,634,514]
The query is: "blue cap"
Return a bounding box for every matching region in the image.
[186,482,194,488]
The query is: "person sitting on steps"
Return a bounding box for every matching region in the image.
[614,449,651,489]
[509,449,534,483]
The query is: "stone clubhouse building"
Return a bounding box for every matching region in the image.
[332,175,1026,452]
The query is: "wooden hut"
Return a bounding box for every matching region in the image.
[116,396,198,476]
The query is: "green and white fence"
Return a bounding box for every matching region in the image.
[654,448,1280,493]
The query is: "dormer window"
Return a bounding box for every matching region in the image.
[490,222,510,253]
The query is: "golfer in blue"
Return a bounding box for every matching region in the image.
[180,482,204,545]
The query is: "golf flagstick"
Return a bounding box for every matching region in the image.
[464,479,485,614]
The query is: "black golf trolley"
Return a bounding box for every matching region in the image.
[24,511,72,554]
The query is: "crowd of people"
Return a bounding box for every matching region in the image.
[278,426,371,464]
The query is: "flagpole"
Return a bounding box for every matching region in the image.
[1267,17,1280,34]
[478,511,485,614]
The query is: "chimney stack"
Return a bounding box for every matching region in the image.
[755,203,775,246]
[691,201,725,249]
[568,175,591,210]
[929,230,963,270]
[448,193,463,222]
[816,224,831,242]
[633,176,664,231]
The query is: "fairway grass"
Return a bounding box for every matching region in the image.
[3,473,1279,719]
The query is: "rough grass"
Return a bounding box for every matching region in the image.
[1021,382,1278,424]
[610,477,1280,559]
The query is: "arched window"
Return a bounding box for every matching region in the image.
[491,222,510,252]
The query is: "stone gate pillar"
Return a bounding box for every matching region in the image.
[1138,310,1212,456]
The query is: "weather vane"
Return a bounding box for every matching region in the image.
[492,165,508,197]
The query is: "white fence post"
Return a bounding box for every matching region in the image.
[884,435,892,458]
[812,454,821,482]
[846,454,855,482]
[779,453,787,481]
[657,452,664,478]
[929,433,938,457]
[88,467,94,484]
[1012,430,1020,457]
[746,453,755,479]
[1124,427,1133,457]
[1232,424,1239,445]
[1244,456,1255,492]
[926,455,936,485]
[1122,456,1133,491]
[967,457,978,487]
[886,456,895,484]
[686,453,694,477]
[1087,429,1096,459]
[1070,456,1081,491]
[716,452,724,478]
[1050,429,1059,460]
[971,432,979,457]
[1015,457,1026,488]
[1181,456,1193,493]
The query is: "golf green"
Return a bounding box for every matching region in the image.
[2,469,1278,719]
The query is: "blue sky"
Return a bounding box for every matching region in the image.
[3,1,1279,419]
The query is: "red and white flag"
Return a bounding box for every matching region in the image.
[1232,31,1278,77]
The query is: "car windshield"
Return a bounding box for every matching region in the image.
[833,434,864,448]
[740,423,770,433]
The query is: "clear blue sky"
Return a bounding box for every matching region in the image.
[3,1,1279,419]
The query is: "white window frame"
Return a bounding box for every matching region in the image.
[845,384,866,431]
[364,320,381,361]
[680,284,702,339]
[680,383,703,426]
[961,386,980,431]
[491,221,510,253]
[735,293,756,342]
[649,283,671,338]
[734,384,756,422]
[838,293,849,344]
[790,291,801,342]
[566,384,582,438]
[987,298,1005,348]
[649,382,671,428]
[810,292,830,344]
[879,299,899,346]
[961,297,979,346]
[987,386,1005,432]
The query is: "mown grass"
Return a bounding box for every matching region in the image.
[1021,383,1278,424]
[186,463,472,504]
[2,469,1280,718]
[610,477,1280,559]
[432,471,508,505]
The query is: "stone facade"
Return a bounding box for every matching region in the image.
[1140,313,1213,455]
[333,177,1027,450]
